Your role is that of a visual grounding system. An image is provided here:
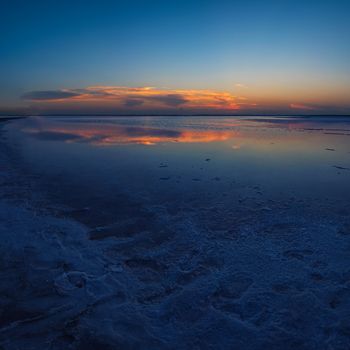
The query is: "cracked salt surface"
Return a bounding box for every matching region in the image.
[1,116,350,349]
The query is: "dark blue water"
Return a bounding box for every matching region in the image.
[6,116,350,208]
[3,116,350,349]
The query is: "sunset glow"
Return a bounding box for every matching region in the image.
[1,1,350,348]
[1,1,349,116]
[21,86,243,113]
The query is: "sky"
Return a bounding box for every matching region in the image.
[1,0,350,116]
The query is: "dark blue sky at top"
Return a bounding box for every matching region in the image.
[1,0,349,113]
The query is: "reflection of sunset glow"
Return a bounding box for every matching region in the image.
[19,116,350,155]
[24,123,237,146]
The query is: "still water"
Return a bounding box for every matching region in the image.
[3,116,350,348]
[6,115,350,213]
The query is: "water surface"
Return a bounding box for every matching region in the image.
[3,116,350,349]
[6,115,350,212]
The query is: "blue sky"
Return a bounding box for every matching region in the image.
[1,0,349,115]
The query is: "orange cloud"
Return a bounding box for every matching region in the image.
[290,103,317,111]
[22,86,243,111]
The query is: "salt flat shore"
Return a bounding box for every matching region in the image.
[1,119,350,349]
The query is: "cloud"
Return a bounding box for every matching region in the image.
[123,99,144,107]
[290,103,317,111]
[20,85,244,114]
[145,94,187,107]
[11,85,350,116]
[22,90,81,100]
[235,83,247,89]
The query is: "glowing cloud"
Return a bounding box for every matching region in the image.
[290,103,317,111]
[22,86,244,113]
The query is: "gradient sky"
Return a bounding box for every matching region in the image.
[1,0,350,115]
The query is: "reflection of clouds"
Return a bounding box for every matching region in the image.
[29,130,82,141]
[24,122,236,146]
[19,116,349,155]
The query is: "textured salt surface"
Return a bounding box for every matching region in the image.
[1,119,350,349]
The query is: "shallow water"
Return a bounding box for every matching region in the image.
[5,115,350,209]
[2,116,350,349]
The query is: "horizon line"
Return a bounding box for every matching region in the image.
[1,114,350,118]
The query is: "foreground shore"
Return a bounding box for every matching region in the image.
[1,118,350,349]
